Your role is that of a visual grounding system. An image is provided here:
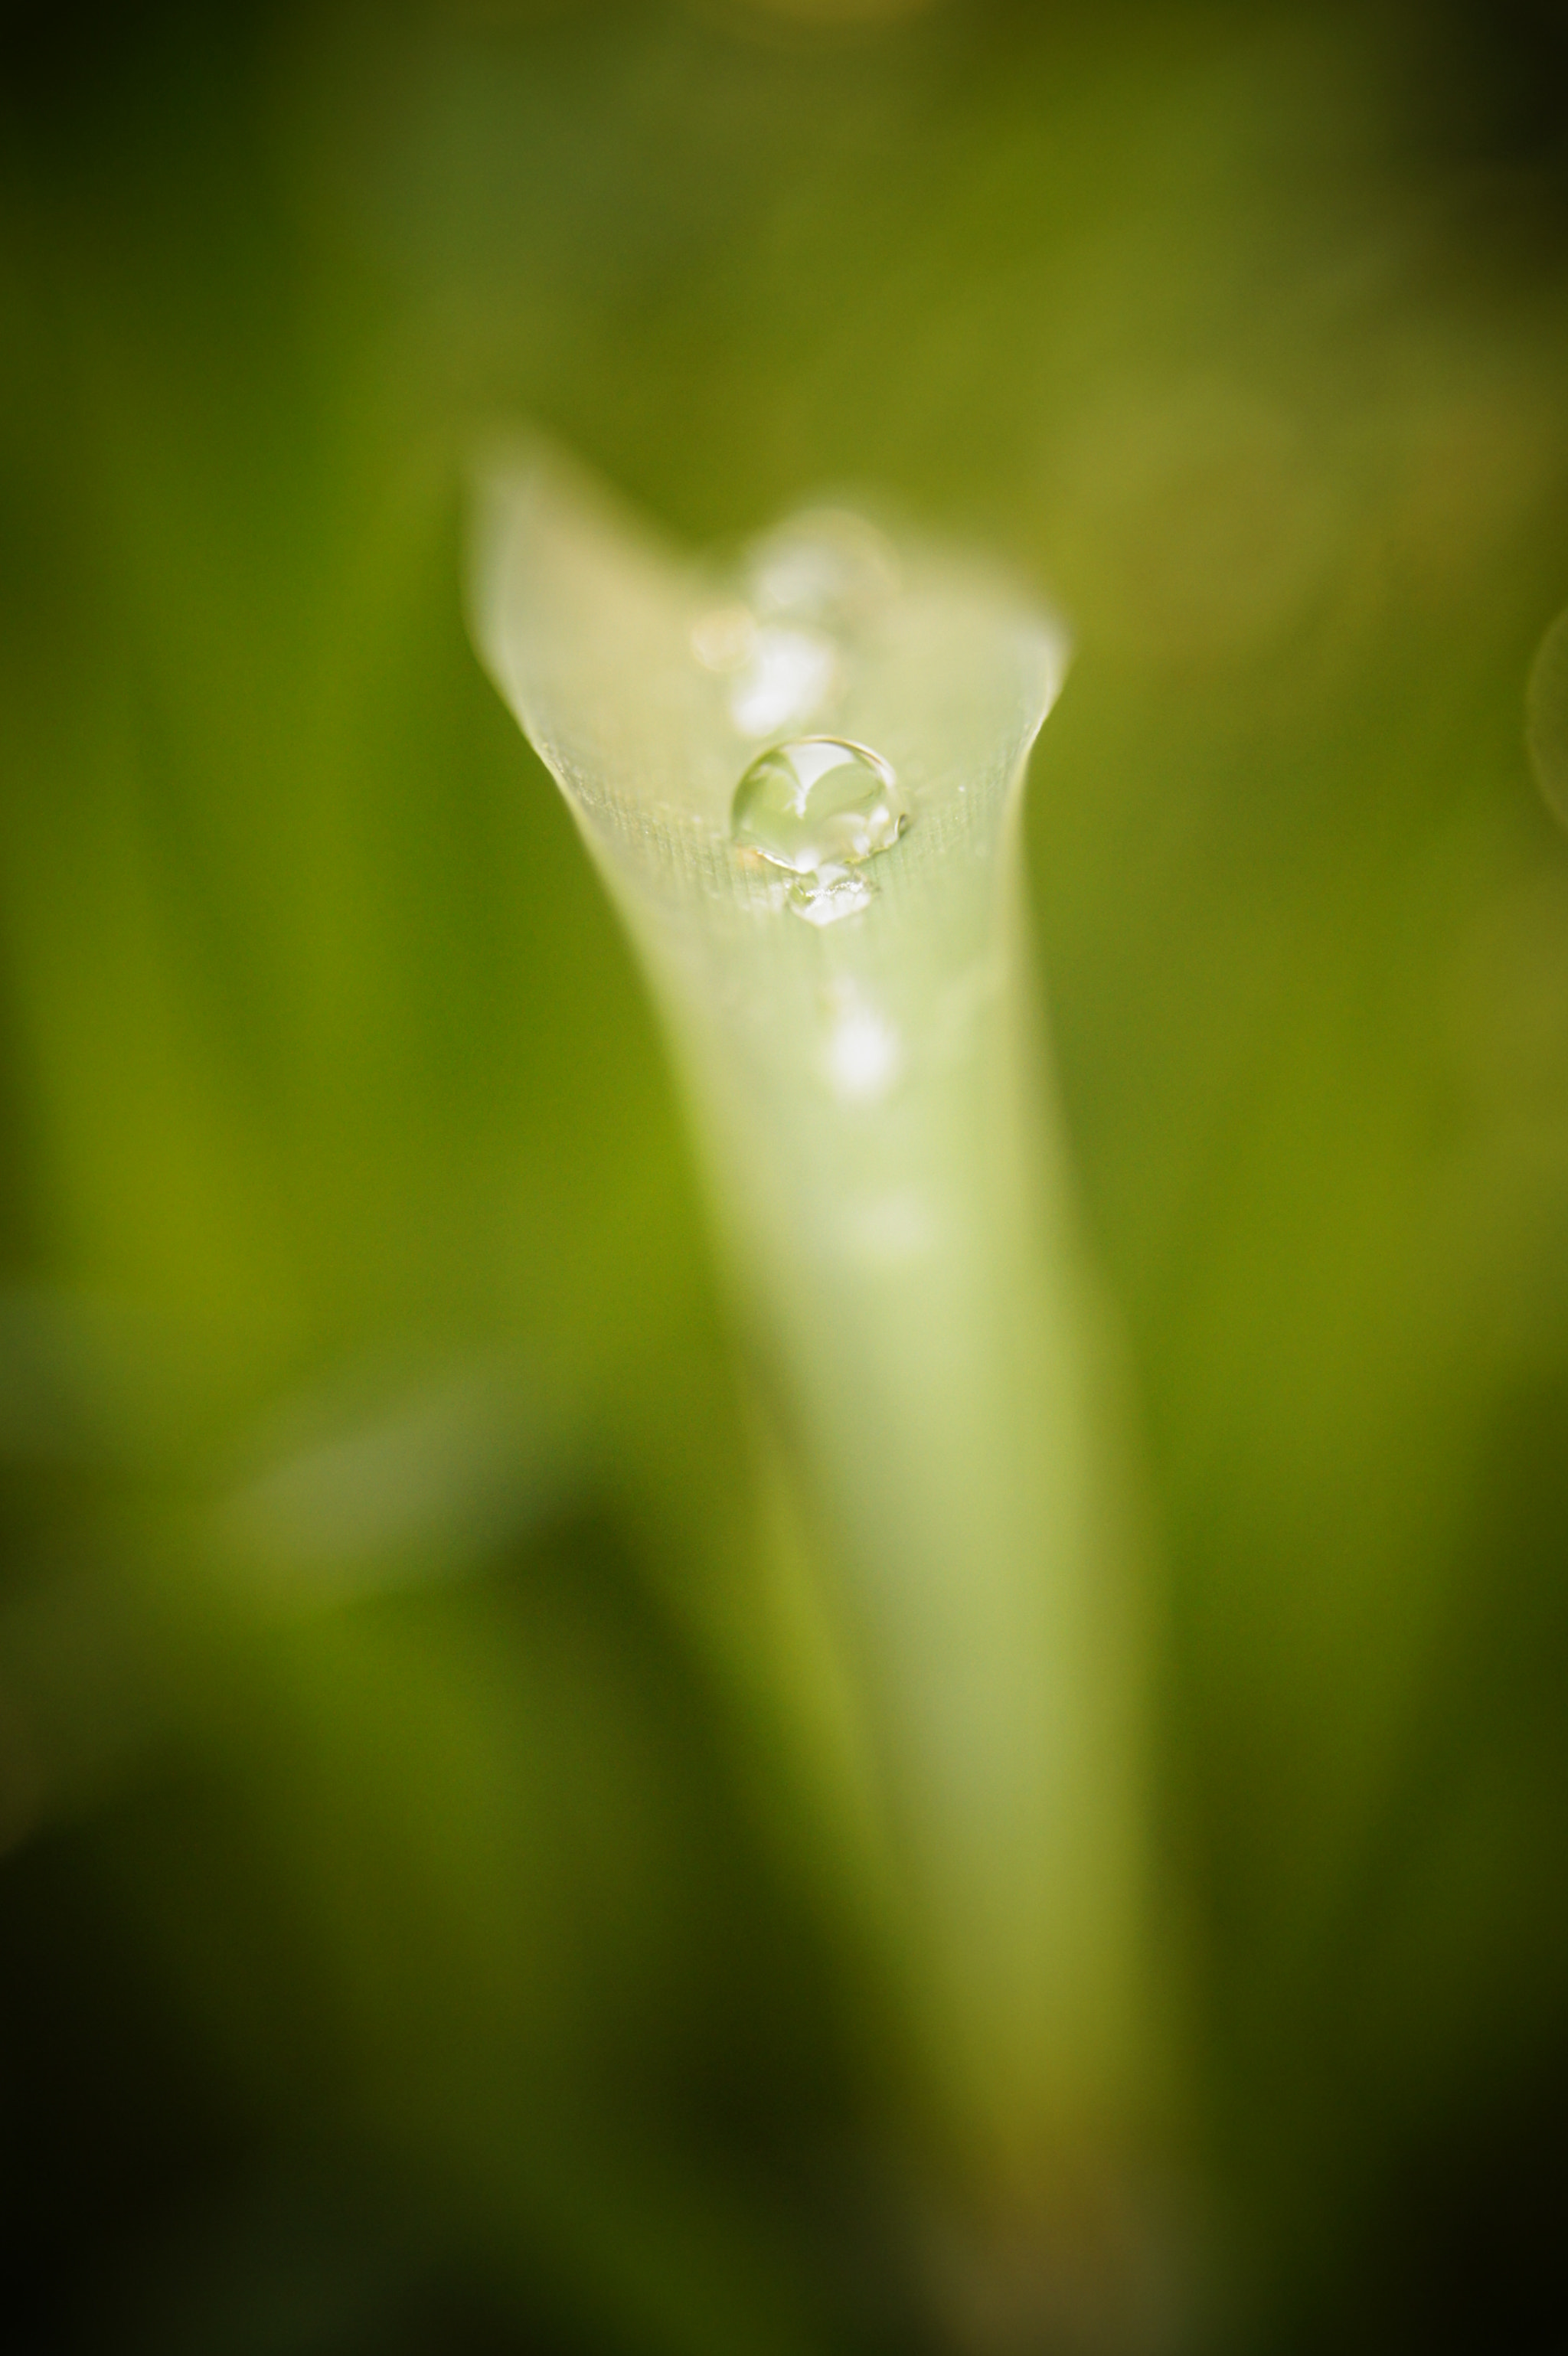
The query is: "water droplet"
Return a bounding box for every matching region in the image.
[791,871,877,926]
[729,626,838,738]
[691,603,757,672]
[1527,606,1568,830]
[746,509,898,630]
[694,601,841,738]
[732,737,906,877]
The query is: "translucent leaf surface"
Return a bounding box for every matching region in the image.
[471,442,1152,2217]
[471,439,1067,936]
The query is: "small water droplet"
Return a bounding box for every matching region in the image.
[691,603,757,672]
[746,509,898,629]
[729,626,838,737]
[1527,606,1568,831]
[732,737,906,879]
[790,870,877,926]
[694,602,841,737]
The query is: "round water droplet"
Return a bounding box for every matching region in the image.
[746,509,898,630]
[1527,606,1568,831]
[731,737,906,877]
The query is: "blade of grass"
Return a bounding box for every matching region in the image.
[470,440,1165,2338]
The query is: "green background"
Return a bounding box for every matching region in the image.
[2,1,1566,2347]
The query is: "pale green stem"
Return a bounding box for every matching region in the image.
[470,446,1156,2279]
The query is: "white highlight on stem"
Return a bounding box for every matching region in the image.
[809,989,899,1107]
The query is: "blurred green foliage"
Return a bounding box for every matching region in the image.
[2,0,1567,2348]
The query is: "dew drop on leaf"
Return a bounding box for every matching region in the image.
[746,508,899,630]
[731,737,906,879]
[728,626,838,738]
[790,871,878,926]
